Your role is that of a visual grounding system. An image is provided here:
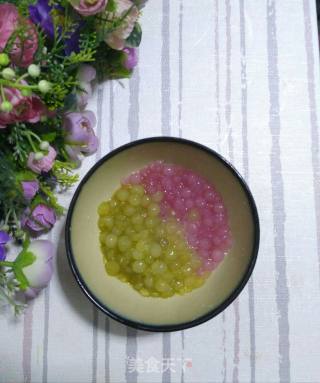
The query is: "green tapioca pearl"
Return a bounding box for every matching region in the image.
[150,243,162,258]
[105,261,120,276]
[131,214,144,226]
[129,194,142,206]
[140,288,150,297]
[131,249,144,260]
[125,227,136,237]
[136,240,149,254]
[141,195,151,207]
[148,203,160,216]
[112,227,123,236]
[164,247,177,261]
[118,236,132,252]
[105,234,118,248]
[182,263,193,275]
[151,260,167,274]
[173,279,184,291]
[99,183,210,298]
[132,260,146,273]
[98,217,110,230]
[152,191,164,202]
[98,202,110,216]
[109,199,118,209]
[123,205,136,216]
[131,185,145,196]
[144,275,154,288]
[118,256,130,267]
[116,187,130,202]
[145,216,159,228]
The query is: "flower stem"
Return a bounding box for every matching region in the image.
[0,79,38,91]
[0,85,6,102]
[22,130,41,152]
[0,261,14,267]
[15,73,29,84]
[4,209,12,226]
[26,130,42,143]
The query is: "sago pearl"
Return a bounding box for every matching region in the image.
[98,161,232,298]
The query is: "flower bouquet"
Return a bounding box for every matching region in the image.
[0,0,147,313]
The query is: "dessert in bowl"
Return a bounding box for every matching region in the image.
[65,137,259,331]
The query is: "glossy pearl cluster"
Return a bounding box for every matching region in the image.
[98,162,232,298]
[125,161,232,273]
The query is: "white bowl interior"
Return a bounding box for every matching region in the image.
[70,141,256,326]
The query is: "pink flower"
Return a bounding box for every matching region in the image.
[22,204,56,234]
[0,3,38,67]
[0,88,48,129]
[22,240,55,299]
[0,3,18,51]
[70,0,107,16]
[104,0,139,50]
[63,111,98,155]
[10,20,39,67]
[76,64,96,109]
[123,47,138,70]
[27,146,57,174]
[21,180,39,200]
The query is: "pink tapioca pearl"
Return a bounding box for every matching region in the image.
[186,222,199,234]
[162,179,174,191]
[163,166,174,176]
[185,199,194,209]
[214,203,225,214]
[186,173,197,185]
[188,236,199,248]
[203,259,217,272]
[199,239,211,251]
[212,250,225,263]
[174,201,186,217]
[205,190,217,202]
[195,198,206,208]
[213,236,222,246]
[182,188,192,199]
[146,183,157,194]
[219,237,233,251]
[212,213,224,227]
[129,173,141,184]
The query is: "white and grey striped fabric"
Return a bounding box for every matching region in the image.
[1,1,320,382]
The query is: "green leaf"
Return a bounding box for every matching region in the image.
[126,23,142,48]
[15,251,36,269]
[106,0,117,12]
[41,132,57,143]
[13,267,29,290]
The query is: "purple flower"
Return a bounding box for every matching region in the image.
[64,21,84,55]
[63,111,98,157]
[0,231,10,261]
[78,64,97,83]
[103,0,139,50]
[22,204,56,235]
[27,146,57,174]
[123,47,138,70]
[76,64,96,109]
[21,180,39,200]
[22,240,55,299]
[65,145,82,168]
[29,0,54,40]
[69,0,107,16]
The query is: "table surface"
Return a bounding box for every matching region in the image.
[1,1,320,382]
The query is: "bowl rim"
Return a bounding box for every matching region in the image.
[65,136,260,332]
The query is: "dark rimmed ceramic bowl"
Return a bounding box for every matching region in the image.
[65,137,259,332]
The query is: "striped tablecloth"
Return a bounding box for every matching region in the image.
[1,1,320,382]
